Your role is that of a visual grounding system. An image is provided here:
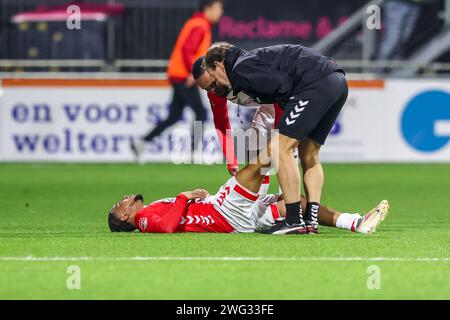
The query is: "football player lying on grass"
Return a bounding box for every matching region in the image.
[107,163,389,235]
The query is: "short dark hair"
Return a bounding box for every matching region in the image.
[204,42,233,69]
[198,0,222,11]
[108,210,136,232]
[192,56,206,80]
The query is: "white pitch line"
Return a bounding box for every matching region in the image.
[0,256,449,262]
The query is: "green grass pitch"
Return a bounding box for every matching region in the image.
[0,163,449,299]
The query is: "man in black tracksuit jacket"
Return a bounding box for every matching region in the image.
[204,42,348,234]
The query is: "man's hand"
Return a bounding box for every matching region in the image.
[181,189,209,201]
[228,164,239,176]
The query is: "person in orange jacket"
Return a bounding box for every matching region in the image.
[132,0,223,163]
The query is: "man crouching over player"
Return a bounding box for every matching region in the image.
[107,162,389,234]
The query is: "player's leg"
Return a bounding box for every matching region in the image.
[277,196,340,227]
[132,83,186,162]
[260,196,389,234]
[211,134,271,201]
[270,132,306,229]
[273,83,330,233]
[279,198,389,233]
[300,75,348,232]
[255,194,339,233]
[298,138,323,233]
[276,71,348,234]
[208,115,275,233]
[185,85,208,153]
[187,85,208,122]
[249,105,276,195]
[210,162,268,233]
[273,135,302,216]
[142,83,186,142]
[234,163,266,194]
[314,199,389,234]
[237,106,278,194]
[131,84,185,163]
[262,133,309,234]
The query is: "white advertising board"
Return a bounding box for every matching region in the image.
[1,78,450,163]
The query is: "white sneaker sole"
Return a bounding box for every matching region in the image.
[272,226,306,235]
[372,200,390,232]
[357,200,390,234]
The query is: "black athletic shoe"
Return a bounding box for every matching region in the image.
[259,221,307,235]
[304,203,320,234]
[305,221,319,234]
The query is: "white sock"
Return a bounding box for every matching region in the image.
[258,176,270,196]
[336,213,361,231]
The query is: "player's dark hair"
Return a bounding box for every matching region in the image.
[108,211,136,232]
[192,56,206,80]
[205,42,233,69]
[198,0,222,11]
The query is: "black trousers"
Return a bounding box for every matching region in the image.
[143,82,207,143]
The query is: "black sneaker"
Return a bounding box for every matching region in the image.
[305,221,319,234]
[304,203,320,234]
[258,220,307,235]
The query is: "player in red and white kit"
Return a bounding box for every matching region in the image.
[107,160,389,234]
[107,161,279,233]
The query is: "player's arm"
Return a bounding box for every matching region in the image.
[208,92,239,175]
[147,190,209,233]
[181,189,209,201]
